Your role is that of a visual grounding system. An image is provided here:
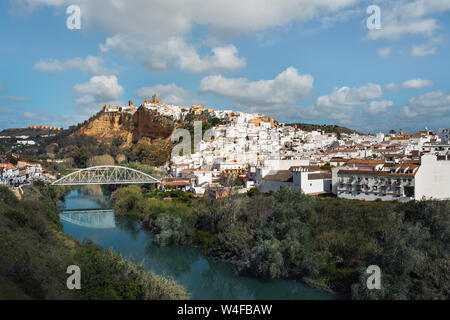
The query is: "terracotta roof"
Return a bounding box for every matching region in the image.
[0,163,15,170]
[390,137,410,140]
[163,181,191,187]
[308,173,332,180]
[347,159,385,165]
[263,170,293,182]
[384,154,405,158]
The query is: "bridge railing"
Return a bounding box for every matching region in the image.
[52,165,161,186]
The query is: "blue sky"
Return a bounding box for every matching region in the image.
[1,0,450,133]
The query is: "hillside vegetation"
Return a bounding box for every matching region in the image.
[0,183,188,300]
[286,123,362,135]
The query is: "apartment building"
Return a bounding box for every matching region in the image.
[333,154,450,201]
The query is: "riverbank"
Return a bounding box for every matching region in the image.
[110,185,450,300]
[0,183,188,300]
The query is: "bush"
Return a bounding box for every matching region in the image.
[5,209,28,227]
[74,242,188,300]
[0,186,18,206]
[154,213,187,246]
[111,185,143,216]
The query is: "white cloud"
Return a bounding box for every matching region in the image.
[411,44,437,56]
[304,83,383,125]
[377,47,391,58]
[365,100,393,115]
[14,0,361,72]
[34,60,64,72]
[385,78,434,91]
[314,83,383,120]
[34,56,116,74]
[73,75,124,108]
[101,35,245,73]
[0,95,31,105]
[137,84,194,105]
[178,44,246,73]
[402,90,450,119]
[411,36,442,57]
[402,78,434,89]
[367,0,450,41]
[384,83,399,92]
[15,0,360,38]
[199,67,314,112]
[299,8,362,36]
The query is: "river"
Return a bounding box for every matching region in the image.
[59,189,337,300]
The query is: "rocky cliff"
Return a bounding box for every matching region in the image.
[76,107,175,146]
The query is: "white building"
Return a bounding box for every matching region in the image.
[438,128,450,144]
[291,166,332,194]
[415,154,450,200]
[333,154,450,201]
[258,165,332,194]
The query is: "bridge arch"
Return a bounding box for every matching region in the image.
[51,165,161,186]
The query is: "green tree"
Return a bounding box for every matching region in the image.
[111,185,143,216]
[73,148,90,168]
[87,154,115,167]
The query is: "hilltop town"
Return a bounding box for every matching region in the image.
[1,94,450,201]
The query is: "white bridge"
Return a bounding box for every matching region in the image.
[51,166,161,186]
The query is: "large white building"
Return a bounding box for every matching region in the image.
[333,154,450,201]
[438,128,450,144]
[415,154,450,200]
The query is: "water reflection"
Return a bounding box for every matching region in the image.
[61,188,111,211]
[143,241,200,278]
[115,216,142,240]
[60,210,116,229]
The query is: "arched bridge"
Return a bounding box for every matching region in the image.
[51,166,161,186]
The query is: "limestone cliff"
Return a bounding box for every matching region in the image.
[76,107,175,146]
[77,112,134,145]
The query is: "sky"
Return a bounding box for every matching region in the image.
[1,0,450,133]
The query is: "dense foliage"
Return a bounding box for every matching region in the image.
[286,123,361,135]
[0,184,188,300]
[111,186,449,300]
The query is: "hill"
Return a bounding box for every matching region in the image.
[0,127,58,137]
[286,123,363,135]
[10,105,226,167]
